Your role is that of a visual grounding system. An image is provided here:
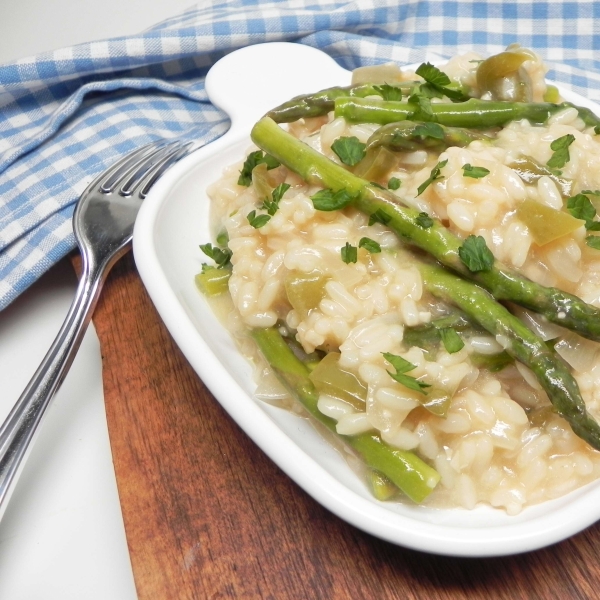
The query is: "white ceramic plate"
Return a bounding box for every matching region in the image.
[133,42,600,557]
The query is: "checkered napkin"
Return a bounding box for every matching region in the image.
[1,0,599,310]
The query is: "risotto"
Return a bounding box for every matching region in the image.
[199,45,600,514]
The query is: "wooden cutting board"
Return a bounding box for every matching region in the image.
[91,252,600,600]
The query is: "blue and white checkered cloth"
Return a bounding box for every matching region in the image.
[1,0,600,310]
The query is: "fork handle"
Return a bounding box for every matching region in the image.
[0,253,114,519]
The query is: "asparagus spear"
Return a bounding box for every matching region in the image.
[251,327,440,503]
[265,82,418,123]
[334,97,600,129]
[250,117,600,341]
[417,262,600,449]
[366,120,493,152]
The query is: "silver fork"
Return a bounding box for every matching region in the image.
[0,139,192,520]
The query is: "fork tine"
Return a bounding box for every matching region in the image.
[138,141,194,199]
[99,140,167,193]
[118,140,189,197]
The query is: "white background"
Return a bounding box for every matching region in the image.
[0,1,198,598]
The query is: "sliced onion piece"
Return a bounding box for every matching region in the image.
[554,332,600,373]
[511,304,567,341]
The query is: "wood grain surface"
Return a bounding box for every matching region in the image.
[92,253,600,600]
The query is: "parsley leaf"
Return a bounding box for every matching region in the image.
[387,177,401,190]
[261,182,291,216]
[311,188,356,211]
[373,84,403,101]
[547,134,575,170]
[415,62,469,101]
[408,92,434,120]
[199,243,232,268]
[415,212,434,228]
[341,242,358,264]
[417,159,448,196]
[368,209,392,226]
[413,122,445,140]
[567,193,597,228]
[247,210,271,229]
[595,125,600,135]
[331,136,367,166]
[586,236,600,250]
[382,352,430,394]
[439,328,465,354]
[462,164,490,179]
[238,151,280,186]
[358,237,382,253]
[458,235,495,272]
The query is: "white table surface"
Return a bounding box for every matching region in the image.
[0,1,195,597]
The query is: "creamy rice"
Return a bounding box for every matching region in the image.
[204,49,600,514]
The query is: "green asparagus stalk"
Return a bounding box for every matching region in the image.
[366,120,493,152]
[251,327,440,503]
[265,82,418,123]
[335,97,598,128]
[417,262,600,449]
[250,117,600,341]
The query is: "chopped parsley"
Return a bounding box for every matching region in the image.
[199,243,232,268]
[408,92,434,120]
[439,327,465,354]
[382,352,430,394]
[311,188,356,211]
[413,122,445,140]
[586,236,600,250]
[567,193,598,229]
[358,237,382,253]
[247,210,271,229]
[387,177,401,190]
[415,212,434,228]
[331,136,366,166]
[417,159,448,196]
[458,235,495,272]
[546,134,575,170]
[373,84,403,101]
[462,164,490,179]
[368,208,392,226]
[238,151,280,186]
[415,62,469,101]
[595,125,600,135]
[341,242,358,264]
[261,182,290,215]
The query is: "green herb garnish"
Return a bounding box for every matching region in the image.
[382,352,430,394]
[462,164,490,179]
[458,235,494,272]
[373,84,403,101]
[247,210,271,229]
[415,212,434,228]
[439,328,465,354]
[417,159,448,196]
[341,242,358,263]
[331,136,367,166]
[413,122,445,140]
[199,243,232,268]
[586,236,600,250]
[415,62,469,101]
[262,182,290,215]
[311,188,356,211]
[358,237,382,253]
[368,208,392,226]
[238,151,280,186]
[567,193,597,228]
[547,134,575,170]
[387,177,401,190]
